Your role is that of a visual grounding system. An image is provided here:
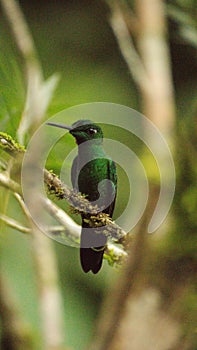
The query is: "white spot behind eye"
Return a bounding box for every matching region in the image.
[89,128,97,134]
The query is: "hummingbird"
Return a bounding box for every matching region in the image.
[47,120,117,274]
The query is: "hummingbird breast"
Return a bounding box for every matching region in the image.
[71,146,117,216]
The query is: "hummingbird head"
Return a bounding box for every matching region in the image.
[46,119,103,145]
[70,120,103,145]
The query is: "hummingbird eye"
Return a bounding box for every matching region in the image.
[88,128,97,134]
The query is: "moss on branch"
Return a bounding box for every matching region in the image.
[0,131,128,264]
[0,132,25,155]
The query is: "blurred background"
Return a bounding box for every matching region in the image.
[0,1,196,350]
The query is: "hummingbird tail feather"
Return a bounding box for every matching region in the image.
[80,227,107,274]
[80,247,104,274]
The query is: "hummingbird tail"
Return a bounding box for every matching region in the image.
[80,247,104,274]
[80,227,107,274]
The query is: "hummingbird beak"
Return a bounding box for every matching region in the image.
[46,122,72,130]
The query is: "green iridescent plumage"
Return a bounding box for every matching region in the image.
[47,120,117,273]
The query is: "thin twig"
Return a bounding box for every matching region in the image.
[0,0,59,144]
[134,0,176,135]
[0,172,22,195]
[0,213,30,233]
[107,0,150,92]
[14,193,34,221]
[0,0,40,62]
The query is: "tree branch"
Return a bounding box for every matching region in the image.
[0,165,127,265]
[107,0,150,92]
[0,132,128,261]
[44,169,126,241]
[0,1,63,348]
[0,273,34,349]
[0,213,30,233]
[0,172,22,195]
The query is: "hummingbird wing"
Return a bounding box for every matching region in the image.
[71,155,78,190]
[71,155,117,274]
[80,158,117,273]
[104,159,117,217]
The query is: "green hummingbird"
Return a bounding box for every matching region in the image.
[47,120,117,273]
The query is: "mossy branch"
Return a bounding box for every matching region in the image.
[44,169,126,241]
[0,132,128,265]
[0,132,25,155]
